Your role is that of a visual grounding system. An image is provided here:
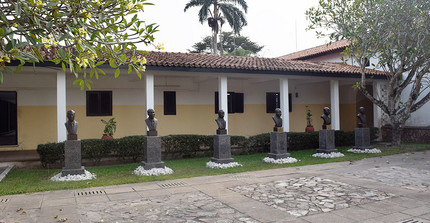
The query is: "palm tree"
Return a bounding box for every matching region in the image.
[184,0,248,55]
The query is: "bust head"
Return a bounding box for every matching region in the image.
[147,109,155,119]
[217,109,225,119]
[274,108,282,118]
[359,107,365,114]
[67,110,75,122]
[323,107,330,116]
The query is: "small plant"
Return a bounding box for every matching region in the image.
[306,105,313,126]
[101,118,117,137]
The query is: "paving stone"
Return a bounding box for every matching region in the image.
[75,195,109,204]
[230,176,393,217]
[302,212,354,223]
[370,212,412,222]
[332,206,382,221]
[106,191,142,201]
[103,186,135,194]
[78,191,259,222]
[42,197,76,207]
[400,206,430,217]
[360,200,407,214]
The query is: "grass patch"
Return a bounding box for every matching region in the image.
[1,143,429,196]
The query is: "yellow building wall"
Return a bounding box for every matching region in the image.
[3,103,358,151]
[340,104,357,131]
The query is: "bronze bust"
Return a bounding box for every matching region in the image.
[215,109,227,134]
[357,107,367,128]
[321,107,331,129]
[65,110,78,140]
[272,108,283,132]
[145,109,158,136]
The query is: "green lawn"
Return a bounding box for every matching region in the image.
[0,144,429,196]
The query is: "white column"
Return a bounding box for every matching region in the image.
[145,74,155,131]
[373,81,382,128]
[280,78,289,132]
[57,71,67,142]
[145,73,155,112]
[330,80,340,130]
[218,76,228,132]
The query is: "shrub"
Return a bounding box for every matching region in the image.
[37,142,65,168]
[288,132,319,150]
[114,135,145,162]
[162,135,210,158]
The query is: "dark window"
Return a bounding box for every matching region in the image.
[86,91,112,116]
[364,57,370,67]
[215,92,244,114]
[266,92,292,113]
[164,91,176,115]
[0,91,17,146]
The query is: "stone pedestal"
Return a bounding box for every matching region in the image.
[268,132,290,159]
[216,129,227,135]
[211,135,234,164]
[317,129,338,153]
[147,130,158,136]
[61,140,85,176]
[273,127,284,132]
[353,128,372,150]
[141,136,165,170]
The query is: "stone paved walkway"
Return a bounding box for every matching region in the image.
[0,151,429,223]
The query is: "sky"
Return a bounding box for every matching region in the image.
[140,0,330,58]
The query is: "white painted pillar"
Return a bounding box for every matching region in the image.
[57,71,67,142]
[145,74,155,128]
[373,81,382,128]
[280,78,290,132]
[330,80,340,130]
[218,76,228,132]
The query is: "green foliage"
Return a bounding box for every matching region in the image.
[306,0,430,146]
[288,132,319,150]
[81,139,112,164]
[184,0,248,54]
[162,135,210,158]
[305,105,313,126]
[114,136,145,162]
[37,142,65,168]
[101,118,117,136]
[0,0,159,89]
[189,32,263,56]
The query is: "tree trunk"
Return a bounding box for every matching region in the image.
[212,31,218,54]
[391,124,402,147]
[219,29,224,55]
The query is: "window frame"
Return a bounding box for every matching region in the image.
[214,91,244,114]
[163,91,177,115]
[0,91,18,146]
[266,92,292,113]
[86,91,113,117]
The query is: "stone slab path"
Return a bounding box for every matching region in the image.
[0,151,429,223]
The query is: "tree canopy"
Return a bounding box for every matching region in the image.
[189,31,263,56]
[0,0,160,89]
[307,0,430,146]
[184,0,248,55]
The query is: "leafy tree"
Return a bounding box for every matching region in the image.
[306,0,430,146]
[184,0,248,55]
[189,31,263,56]
[0,0,161,89]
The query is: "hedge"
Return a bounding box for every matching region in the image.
[37,127,379,167]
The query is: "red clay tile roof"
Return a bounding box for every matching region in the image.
[278,40,350,60]
[144,51,386,76]
[29,47,385,76]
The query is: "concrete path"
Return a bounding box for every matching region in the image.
[0,151,429,223]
